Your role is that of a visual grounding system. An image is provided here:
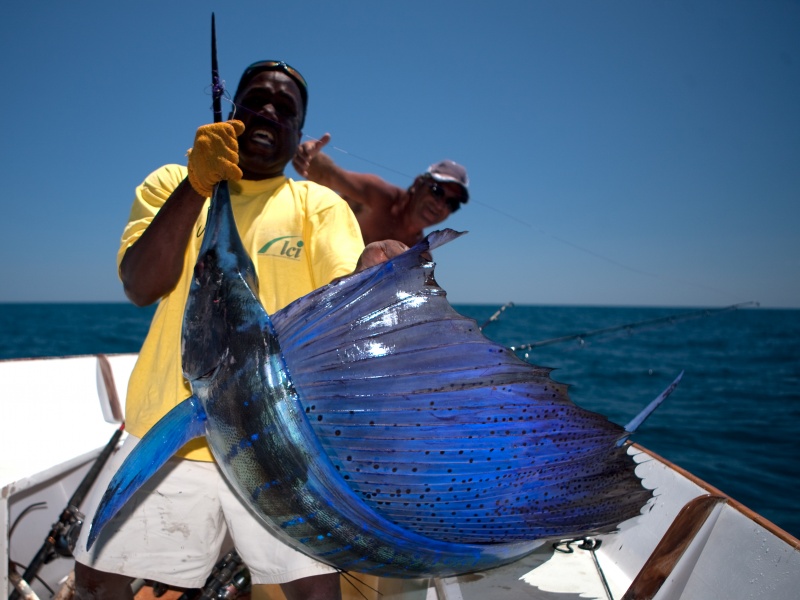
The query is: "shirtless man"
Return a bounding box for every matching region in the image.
[293,134,469,246]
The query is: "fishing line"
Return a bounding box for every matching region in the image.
[313,131,546,229]
[580,538,615,600]
[509,301,758,354]
[8,502,47,539]
[295,130,749,303]
[323,144,413,180]
[205,81,233,117]
[205,87,747,304]
[339,571,380,600]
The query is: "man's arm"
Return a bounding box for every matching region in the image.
[293,134,402,209]
[119,178,207,307]
[120,121,244,307]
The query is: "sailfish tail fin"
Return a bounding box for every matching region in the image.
[88,395,207,550]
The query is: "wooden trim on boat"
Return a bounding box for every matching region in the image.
[96,354,123,422]
[632,443,800,550]
[622,493,726,600]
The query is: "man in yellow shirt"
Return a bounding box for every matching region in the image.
[73,60,405,600]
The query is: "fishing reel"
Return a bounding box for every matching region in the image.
[47,505,85,560]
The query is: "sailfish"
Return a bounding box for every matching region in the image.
[87,169,678,576]
[88,16,678,578]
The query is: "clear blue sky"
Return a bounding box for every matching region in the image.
[1,1,798,307]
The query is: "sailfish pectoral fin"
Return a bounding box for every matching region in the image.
[87,395,207,549]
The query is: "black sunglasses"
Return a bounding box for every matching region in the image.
[235,60,308,112]
[426,180,464,213]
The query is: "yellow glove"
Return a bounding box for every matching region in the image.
[186,120,246,197]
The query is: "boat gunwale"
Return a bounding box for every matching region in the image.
[632,442,800,550]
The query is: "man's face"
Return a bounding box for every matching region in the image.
[410,177,464,228]
[234,71,305,180]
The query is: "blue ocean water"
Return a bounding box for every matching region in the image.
[1,303,798,539]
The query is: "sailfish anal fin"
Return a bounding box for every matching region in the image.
[87,395,207,549]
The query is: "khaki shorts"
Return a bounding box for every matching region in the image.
[73,435,336,588]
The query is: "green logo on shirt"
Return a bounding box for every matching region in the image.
[259,236,304,260]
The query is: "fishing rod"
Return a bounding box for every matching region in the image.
[478,301,514,331]
[508,301,759,352]
[186,21,249,600]
[8,423,125,600]
[211,13,223,125]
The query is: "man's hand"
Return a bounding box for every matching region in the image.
[187,120,245,197]
[355,240,409,272]
[293,133,331,179]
